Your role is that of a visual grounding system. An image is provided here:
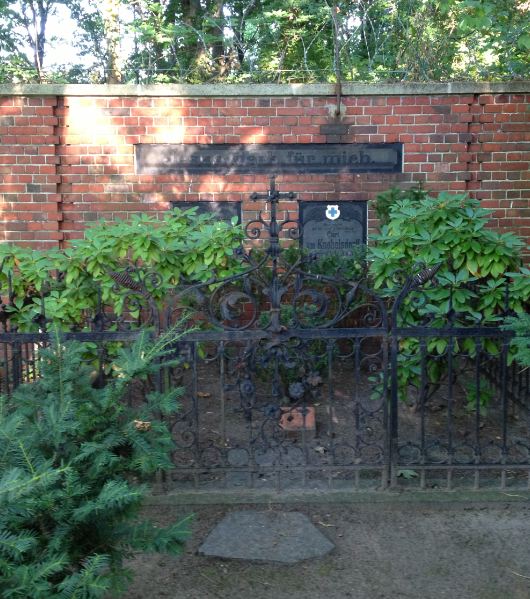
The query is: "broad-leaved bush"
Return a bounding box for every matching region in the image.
[369,188,529,402]
[0,208,244,330]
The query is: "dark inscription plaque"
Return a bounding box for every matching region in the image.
[300,201,367,257]
[136,143,402,175]
[170,201,241,223]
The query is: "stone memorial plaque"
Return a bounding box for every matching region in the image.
[136,143,402,175]
[199,511,334,564]
[300,201,367,257]
[170,201,241,223]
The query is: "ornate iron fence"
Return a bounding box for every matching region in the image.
[0,177,528,493]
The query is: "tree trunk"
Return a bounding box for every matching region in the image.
[102,0,122,83]
[21,0,50,82]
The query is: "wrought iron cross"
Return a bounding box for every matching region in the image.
[249,176,296,333]
[250,175,296,259]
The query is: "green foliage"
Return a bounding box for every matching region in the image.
[304,247,368,282]
[0,208,244,330]
[278,244,367,282]
[374,185,428,227]
[1,0,528,83]
[463,379,495,415]
[370,188,526,304]
[368,186,528,402]
[503,312,530,368]
[251,0,333,82]
[112,0,530,83]
[0,326,191,598]
[397,469,418,480]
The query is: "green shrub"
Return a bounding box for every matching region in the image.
[0,208,245,330]
[372,184,427,227]
[280,244,368,282]
[0,327,190,598]
[368,187,529,402]
[370,188,526,297]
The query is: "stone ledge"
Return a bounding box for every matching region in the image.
[0,81,529,97]
[145,488,530,506]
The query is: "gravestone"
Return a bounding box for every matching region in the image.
[300,201,367,257]
[170,200,241,223]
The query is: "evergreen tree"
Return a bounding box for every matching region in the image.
[0,327,189,598]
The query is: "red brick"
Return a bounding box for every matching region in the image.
[0,90,528,249]
[452,104,471,113]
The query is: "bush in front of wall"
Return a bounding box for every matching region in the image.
[0,208,245,331]
[370,188,526,296]
[368,187,530,403]
[0,326,191,598]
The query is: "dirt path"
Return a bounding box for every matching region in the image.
[122,501,530,599]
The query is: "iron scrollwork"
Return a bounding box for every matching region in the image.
[158,176,392,487]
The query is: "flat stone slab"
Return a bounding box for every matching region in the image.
[198,510,334,564]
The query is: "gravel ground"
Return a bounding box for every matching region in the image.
[120,500,530,599]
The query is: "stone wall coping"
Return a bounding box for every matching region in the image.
[1,81,529,97]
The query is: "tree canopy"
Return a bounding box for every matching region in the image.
[0,0,529,84]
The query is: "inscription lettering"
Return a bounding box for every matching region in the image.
[136,144,402,175]
[300,201,368,257]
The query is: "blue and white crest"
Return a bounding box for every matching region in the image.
[325,205,340,220]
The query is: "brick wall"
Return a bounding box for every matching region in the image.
[0,95,62,247]
[0,83,528,252]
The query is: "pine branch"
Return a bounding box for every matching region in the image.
[72,480,143,523]
[0,465,68,502]
[0,322,192,596]
[127,515,192,554]
[57,554,112,599]
[0,529,38,560]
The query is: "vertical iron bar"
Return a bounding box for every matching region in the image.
[22,342,28,384]
[500,335,509,490]
[248,376,256,491]
[326,339,336,443]
[526,367,530,444]
[474,338,482,490]
[381,335,389,490]
[447,336,454,491]
[219,341,226,443]
[354,337,361,491]
[353,338,361,448]
[1,342,7,394]
[191,341,199,489]
[524,368,530,406]
[12,340,21,391]
[389,330,399,488]
[4,342,10,396]
[30,343,36,381]
[419,337,427,490]
[327,340,335,490]
[300,351,309,489]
